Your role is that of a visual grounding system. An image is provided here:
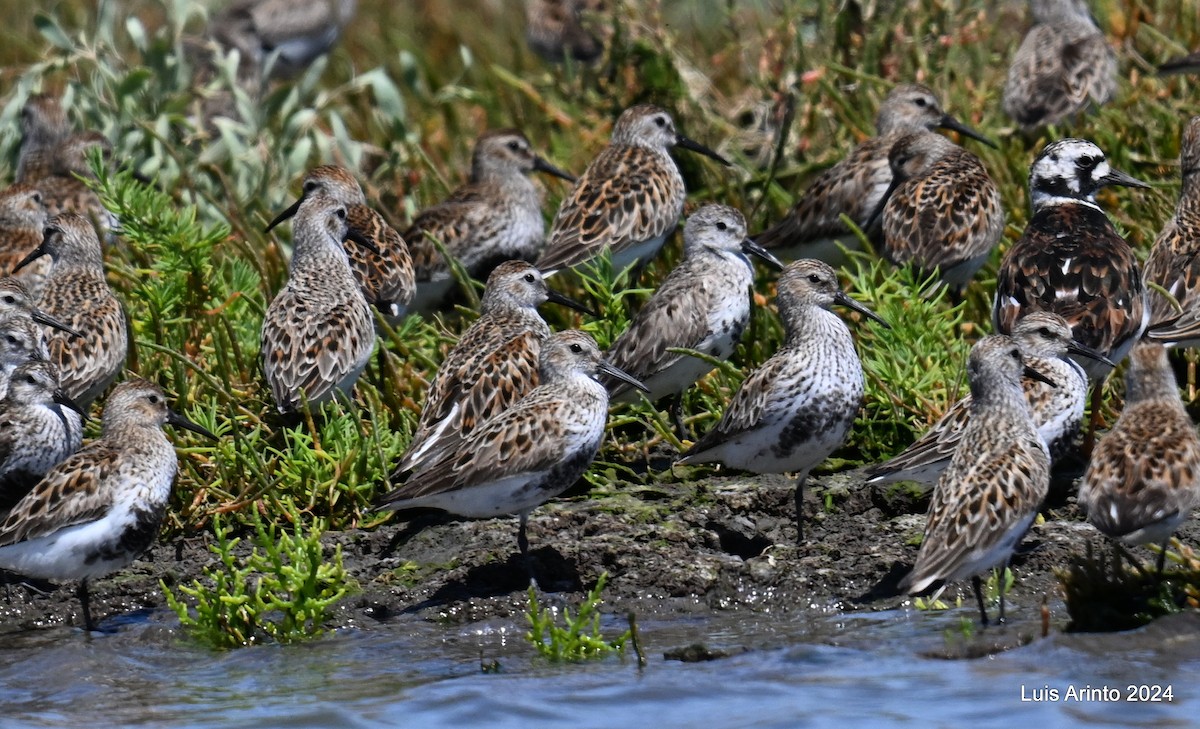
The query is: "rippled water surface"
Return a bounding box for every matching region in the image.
[2,607,1198,728]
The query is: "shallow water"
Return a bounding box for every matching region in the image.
[1,605,1197,728]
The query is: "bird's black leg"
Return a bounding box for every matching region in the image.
[1156,538,1169,579]
[972,575,989,626]
[518,513,539,590]
[77,579,94,632]
[667,393,687,440]
[794,477,805,545]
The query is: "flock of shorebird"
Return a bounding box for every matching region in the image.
[0,0,1198,632]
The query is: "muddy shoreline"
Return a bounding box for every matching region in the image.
[0,467,1189,643]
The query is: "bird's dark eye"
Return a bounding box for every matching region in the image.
[24,374,35,384]
[570,343,583,353]
[507,141,520,151]
[914,97,927,107]
[148,394,160,404]
[336,208,346,220]
[524,273,536,283]
[1077,156,1097,169]
[808,274,821,284]
[304,181,318,192]
[716,221,727,231]
[1011,349,1022,361]
[4,335,16,345]
[654,116,666,127]
[1038,327,1051,337]
[1049,154,1059,163]
[2,295,14,304]
[31,192,41,204]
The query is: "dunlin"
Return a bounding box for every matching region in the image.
[396,260,593,476]
[994,138,1149,380]
[524,0,608,63]
[378,330,645,577]
[13,213,127,408]
[15,94,70,185]
[406,129,575,313]
[209,0,357,80]
[865,312,1112,489]
[864,131,1003,289]
[1144,117,1200,345]
[0,378,215,631]
[604,204,782,427]
[260,190,376,413]
[268,165,415,319]
[677,259,887,538]
[755,83,994,263]
[536,104,730,275]
[1002,0,1117,132]
[0,359,84,513]
[898,335,1052,625]
[33,131,119,236]
[1078,341,1200,574]
[0,184,51,299]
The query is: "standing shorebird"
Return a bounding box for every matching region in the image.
[865,312,1112,489]
[524,0,608,63]
[15,93,70,185]
[405,129,575,313]
[864,132,1004,289]
[267,165,415,320]
[535,104,730,276]
[0,313,50,400]
[994,138,1149,380]
[378,330,645,580]
[1002,0,1117,133]
[676,259,888,539]
[0,185,51,299]
[13,213,127,409]
[604,205,782,428]
[208,0,357,80]
[33,131,120,237]
[395,260,593,476]
[755,83,995,263]
[261,190,377,413]
[0,359,84,513]
[899,335,1052,625]
[1078,341,1200,575]
[1144,117,1200,345]
[0,378,215,631]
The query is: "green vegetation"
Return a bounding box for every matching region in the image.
[162,502,353,648]
[1056,540,1200,632]
[525,572,630,661]
[4,0,1200,634]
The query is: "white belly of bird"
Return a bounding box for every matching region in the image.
[0,507,145,581]
[609,233,670,275]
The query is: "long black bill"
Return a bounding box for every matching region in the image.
[52,390,86,417]
[545,288,600,318]
[834,291,890,328]
[864,175,903,233]
[1099,167,1151,190]
[599,360,650,394]
[265,195,305,233]
[344,226,382,255]
[675,135,732,166]
[11,244,46,274]
[938,113,997,149]
[533,156,577,183]
[1066,340,1116,369]
[167,409,219,440]
[30,307,84,339]
[1024,365,1057,388]
[741,239,785,270]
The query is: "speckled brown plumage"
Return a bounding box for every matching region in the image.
[873,132,1004,289]
[396,261,562,475]
[14,213,127,408]
[261,190,376,413]
[275,166,414,319]
[756,84,993,259]
[406,130,573,312]
[1144,117,1200,344]
[0,184,51,299]
[32,131,119,236]
[993,138,1149,379]
[1078,341,1200,548]
[1002,0,1117,132]
[15,94,70,185]
[898,335,1051,624]
[0,359,83,513]
[536,105,729,275]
